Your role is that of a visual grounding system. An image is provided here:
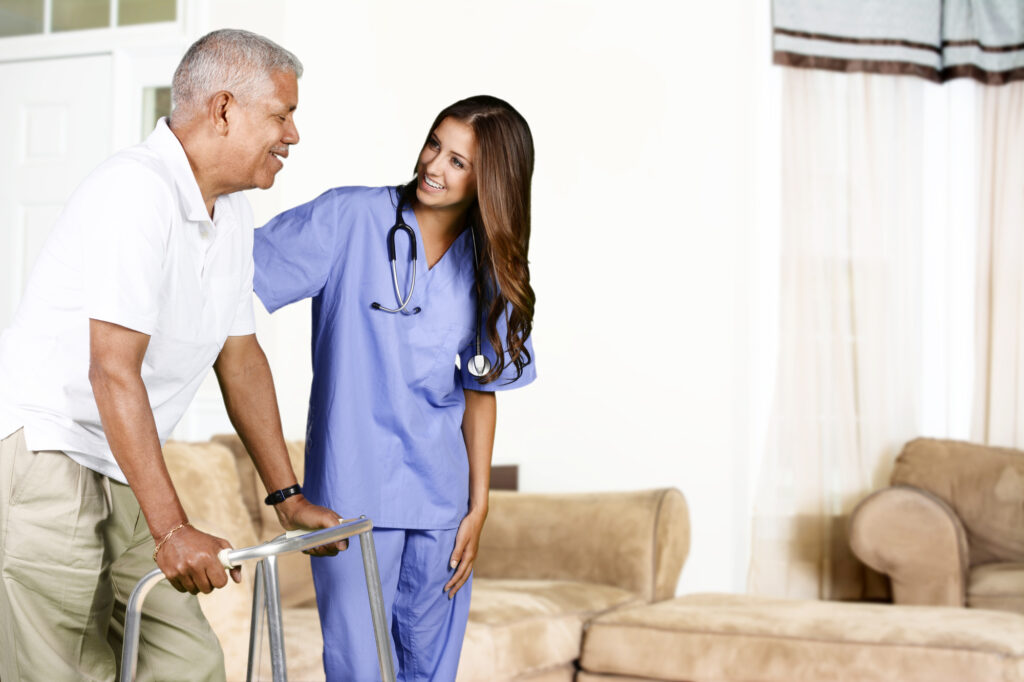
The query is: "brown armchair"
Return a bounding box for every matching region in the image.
[849,438,1024,614]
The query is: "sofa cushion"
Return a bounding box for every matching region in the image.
[211,434,307,539]
[212,434,316,609]
[164,440,260,551]
[892,438,1024,565]
[476,489,689,602]
[215,605,324,682]
[163,441,262,680]
[511,666,575,682]
[456,578,639,682]
[969,562,1024,615]
[580,593,1024,681]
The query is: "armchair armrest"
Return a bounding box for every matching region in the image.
[474,488,689,602]
[849,485,969,606]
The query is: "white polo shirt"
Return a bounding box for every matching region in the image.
[0,118,256,483]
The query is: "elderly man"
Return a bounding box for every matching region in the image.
[0,29,340,681]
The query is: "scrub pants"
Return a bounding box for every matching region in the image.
[0,429,225,682]
[311,527,472,682]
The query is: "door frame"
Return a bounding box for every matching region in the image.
[0,0,206,146]
[0,0,249,441]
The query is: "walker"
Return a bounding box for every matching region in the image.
[120,517,396,682]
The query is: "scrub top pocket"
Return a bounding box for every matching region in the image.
[407,324,465,399]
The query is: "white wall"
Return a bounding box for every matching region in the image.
[0,0,777,595]
[196,0,775,594]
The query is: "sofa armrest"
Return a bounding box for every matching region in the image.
[849,485,968,606]
[474,488,689,602]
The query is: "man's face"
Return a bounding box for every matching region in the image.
[227,70,299,191]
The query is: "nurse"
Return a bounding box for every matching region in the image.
[253,95,536,680]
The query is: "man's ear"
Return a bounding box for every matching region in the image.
[209,91,233,135]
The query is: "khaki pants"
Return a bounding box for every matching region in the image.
[0,429,225,682]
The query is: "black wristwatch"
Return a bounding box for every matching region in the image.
[264,484,302,506]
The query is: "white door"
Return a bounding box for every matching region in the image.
[0,55,113,329]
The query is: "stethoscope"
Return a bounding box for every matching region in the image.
[370,195,492,378]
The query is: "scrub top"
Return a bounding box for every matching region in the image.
[253,186,536,529]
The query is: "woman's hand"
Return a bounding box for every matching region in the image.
[445,506,488,598]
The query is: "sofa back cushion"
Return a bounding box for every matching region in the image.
[162,441,261,644]
[212,434,307,541]
[163,440,260,550]
[210,434,316,609]
[892,438,1024,565]
[475,488,689,602]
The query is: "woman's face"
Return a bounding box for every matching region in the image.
[415,116,477,213]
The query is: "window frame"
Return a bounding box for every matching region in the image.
[0,0,196,63]
[1,0,180,39]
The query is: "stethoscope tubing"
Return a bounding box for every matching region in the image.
[371,188,491,378]
[371,224,420,314]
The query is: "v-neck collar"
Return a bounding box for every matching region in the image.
[402,203,471,291]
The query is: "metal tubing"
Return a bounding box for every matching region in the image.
[119,568,165,682]
[224,518,374,567]
[121,518,387,682]
[245,560,267,682]
[359,526,396,682]
[262,555,287,682]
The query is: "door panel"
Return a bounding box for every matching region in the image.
[0,54,112,328]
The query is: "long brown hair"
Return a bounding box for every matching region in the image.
[401,95,535,383]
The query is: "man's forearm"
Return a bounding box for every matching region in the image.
[90,362,187,538]
[214,335,299,495]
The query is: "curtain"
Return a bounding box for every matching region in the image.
[973,82,1024,447]
[748,69,928,600]
[754,6,1021,602]
[773,0,1024,85]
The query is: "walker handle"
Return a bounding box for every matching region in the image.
[123,516,393,682]
[217,518,352,569]
[217,548,235,570]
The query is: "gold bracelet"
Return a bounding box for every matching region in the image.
[152,521,191,562]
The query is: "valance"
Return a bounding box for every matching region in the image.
[773,0,1024,85]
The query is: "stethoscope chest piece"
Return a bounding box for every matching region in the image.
[466,354,491,378]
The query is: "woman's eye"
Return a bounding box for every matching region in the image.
[452,157,464,169]
[428,139,440,150]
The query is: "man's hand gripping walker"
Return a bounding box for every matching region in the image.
[120,517,397,682]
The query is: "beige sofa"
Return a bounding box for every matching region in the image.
[849,437,1024,614]
[576,593,1024,681]
[571,437,1024,681]
[162,436,690,681]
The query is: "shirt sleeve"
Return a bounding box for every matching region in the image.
[253,189,345,313]
[459,305,537,391]
[80,163,172,335]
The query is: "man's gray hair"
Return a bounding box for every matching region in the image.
[171,29,302,124]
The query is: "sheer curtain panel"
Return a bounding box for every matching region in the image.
[972,82,1024,447]
[748,69,926,600]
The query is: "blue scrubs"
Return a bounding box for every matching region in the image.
[253,186,535,681]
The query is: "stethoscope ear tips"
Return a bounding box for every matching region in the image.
[467,354,492,378]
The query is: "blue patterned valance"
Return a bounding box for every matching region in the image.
[773,0,1024,84]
